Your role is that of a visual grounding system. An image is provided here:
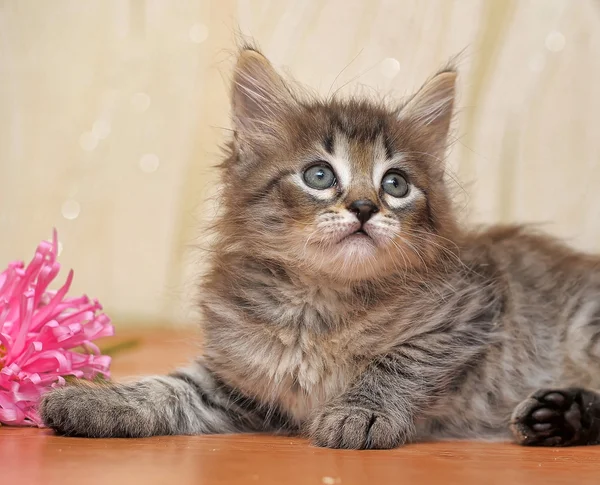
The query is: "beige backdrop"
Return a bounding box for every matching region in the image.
[1,0,599,327]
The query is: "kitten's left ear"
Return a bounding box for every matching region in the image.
[231,48,297,136]
[399,69,456,157]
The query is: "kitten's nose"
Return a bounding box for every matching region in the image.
[348,199,379,225]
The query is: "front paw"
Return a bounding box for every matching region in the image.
[308,404,407,449]
[40,384,140,438]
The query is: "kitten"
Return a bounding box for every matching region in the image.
[40,46,600,448]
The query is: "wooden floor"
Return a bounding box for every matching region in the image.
[3,330,600,485]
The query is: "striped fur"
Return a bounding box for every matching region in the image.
[41,47,600,448]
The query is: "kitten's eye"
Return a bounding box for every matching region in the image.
[303,163,336,190]
[381,171,409,198]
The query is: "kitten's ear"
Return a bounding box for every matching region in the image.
[231,48,296,135]
[399,70,456,156]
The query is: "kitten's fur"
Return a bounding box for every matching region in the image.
[40,46,600,448]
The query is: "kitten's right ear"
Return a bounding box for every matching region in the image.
[398,69,457,158]
[231,48,296,135]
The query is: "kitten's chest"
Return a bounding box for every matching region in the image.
[209,273,376,422]
[249,328,357,422]
[239,292,366,422]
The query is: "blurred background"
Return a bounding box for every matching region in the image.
[1,0,599,329]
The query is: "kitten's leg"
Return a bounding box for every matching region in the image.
[510,388,600,446]
[307,339,481,450]
[40,361,291,438]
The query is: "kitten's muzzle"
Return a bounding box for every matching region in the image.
[348,200,379,225]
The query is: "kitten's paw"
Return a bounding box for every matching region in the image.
[308,404,406,449]
[40,384,143,438]
[510,388,590,446]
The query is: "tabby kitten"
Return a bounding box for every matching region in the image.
[40,46,600,448]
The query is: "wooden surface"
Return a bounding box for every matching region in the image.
[3,330,600,485]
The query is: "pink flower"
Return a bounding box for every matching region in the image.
[0,230,114,426]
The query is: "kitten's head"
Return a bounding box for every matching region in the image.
[218,47,459,281]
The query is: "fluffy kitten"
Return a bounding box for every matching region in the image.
[40,46,600,448]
